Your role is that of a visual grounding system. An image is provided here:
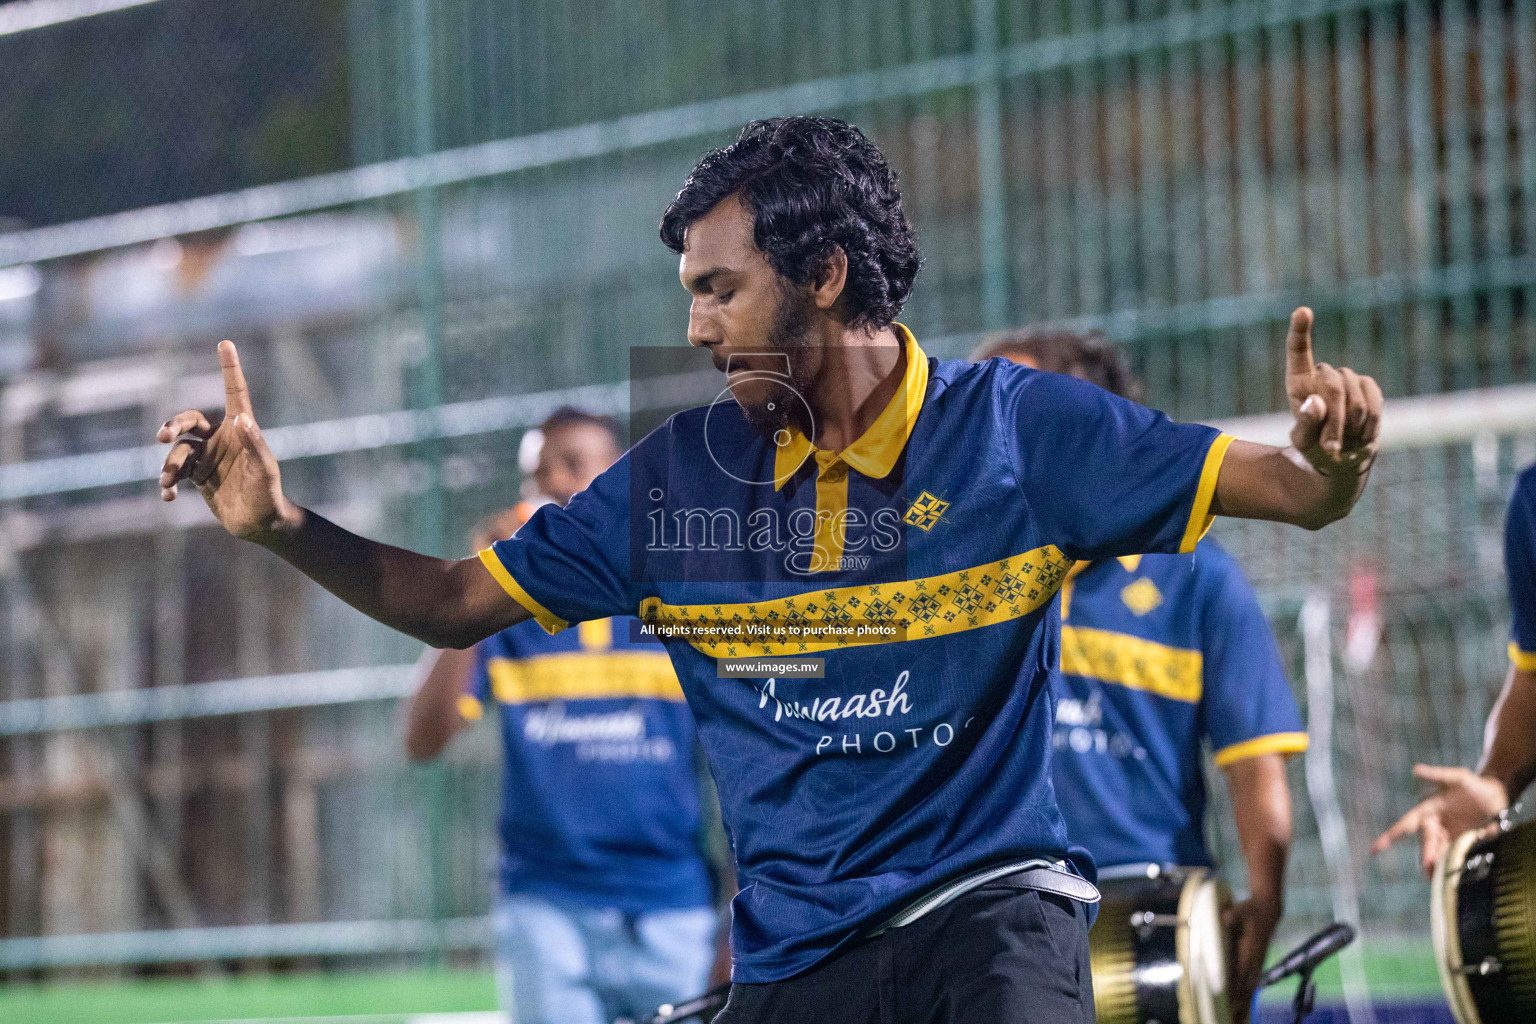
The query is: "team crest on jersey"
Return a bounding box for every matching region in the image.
[1120,577,1163,616]
[903,491,950,531]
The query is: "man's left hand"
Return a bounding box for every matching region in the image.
[1284,307,1383,479]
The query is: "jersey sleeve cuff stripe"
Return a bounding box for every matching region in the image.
[1179,433,1235,554]
[1510,642,1536,671]
[477,547,569,635]
[1213,731,1309,767]
[456,694,484,721]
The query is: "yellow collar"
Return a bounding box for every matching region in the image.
[1067,554,1142,582]
[773,323,929,488]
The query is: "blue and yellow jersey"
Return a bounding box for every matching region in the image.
[481,327,1232,982]
[1049,543,1307,870]
[1508,465,1536,672]
[461,615,714,913]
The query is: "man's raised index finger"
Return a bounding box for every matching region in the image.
[218,340,254,417]
[1285,306,1315,381]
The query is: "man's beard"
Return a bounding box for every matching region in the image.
[735,287,818,441]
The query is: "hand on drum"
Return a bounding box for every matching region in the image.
[1371,765,1510,876]
[1225,897,1282,1024]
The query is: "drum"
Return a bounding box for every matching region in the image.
[1090,864,1233,1024]
[1431,817,1536,1024]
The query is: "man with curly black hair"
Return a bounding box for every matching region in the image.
[159,115,1385,1024]
[658,117,921,443]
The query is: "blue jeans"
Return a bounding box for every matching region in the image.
[493,892,717,1024]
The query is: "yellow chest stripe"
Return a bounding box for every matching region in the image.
[486,651,683,704]
[639,544,1073,657]
[1059,625,1203,704]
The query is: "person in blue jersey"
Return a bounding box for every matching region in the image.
[1375,462,1536,874]
[404,407,723,1024]
[975,330,1306,1022]
[157,117,1385,1024]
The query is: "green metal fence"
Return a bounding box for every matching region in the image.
[337,0,1536,419]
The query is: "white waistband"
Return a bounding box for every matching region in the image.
[870,857,1066,936]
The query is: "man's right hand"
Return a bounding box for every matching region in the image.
[158,340,298,544]
[155,341,525,650]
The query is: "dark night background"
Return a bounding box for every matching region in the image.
[0,0,349,229]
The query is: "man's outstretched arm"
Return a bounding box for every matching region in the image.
[1212,308,1383,531]
[157,340,528,649]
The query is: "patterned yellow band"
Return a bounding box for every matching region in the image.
[1213,731,1310,767]
[478,547,568,636]
[1180,433,1235,554]
[1059,625,1204,704]
[638,544,1073,658]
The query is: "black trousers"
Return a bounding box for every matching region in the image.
[714,881,1095,1024]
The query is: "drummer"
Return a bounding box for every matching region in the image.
[975,330,1308,1023]
[1373,461,1536,873]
